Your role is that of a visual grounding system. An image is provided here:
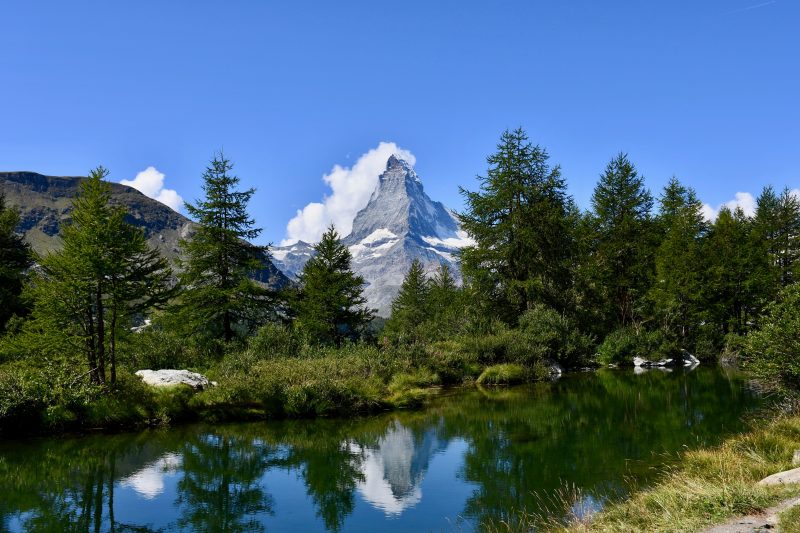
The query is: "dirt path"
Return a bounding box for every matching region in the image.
[702,497,800,532]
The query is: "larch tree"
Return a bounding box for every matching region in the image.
[0,193,32,334]
[179,153,272,342]
[27,168,173,384]
[701,206,753,336]
[458,128,575,322]
[589,153,655,329]
[649,177,706,343]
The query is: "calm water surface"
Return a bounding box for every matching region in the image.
[0,367,763,532]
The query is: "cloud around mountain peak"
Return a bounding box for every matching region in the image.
[282,142,416,246]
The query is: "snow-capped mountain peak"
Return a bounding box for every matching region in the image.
[272,155,472,315]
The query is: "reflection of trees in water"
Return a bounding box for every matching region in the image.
[433,368,760,526]
[0,434,165,532]
[0,369,761,532]
[260,420,366,532]
[175,431,275,532]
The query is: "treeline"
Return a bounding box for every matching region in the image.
[387,128,800,371]
[0,131,798,434]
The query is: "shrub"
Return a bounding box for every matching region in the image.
[122,326,221,370]
[477,364,526,385]
[247,322,303,359]
[0,359,100,432]
[597,326,678,366]
[743,283,800,390]
[515,304,595,368]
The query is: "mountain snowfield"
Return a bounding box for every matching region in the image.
[272,155,473,316]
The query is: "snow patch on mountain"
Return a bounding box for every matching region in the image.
[272,155,472,315]
[421,231,474,249]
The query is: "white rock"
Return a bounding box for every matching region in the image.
[633,356,648,367]
[758,467,800,486]
[135,369,211,390]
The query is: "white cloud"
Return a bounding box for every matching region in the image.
[120,166,184,212]
[281,142,415,245]
[701,192,757,221]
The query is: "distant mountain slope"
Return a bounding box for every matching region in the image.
[273,156,472,316]
[0,171,289,288]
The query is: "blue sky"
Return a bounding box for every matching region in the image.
[1,1,798,245]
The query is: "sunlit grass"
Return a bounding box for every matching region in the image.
[484,414,800,532]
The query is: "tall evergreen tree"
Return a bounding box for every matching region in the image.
[427,262,464,338]
[293,225,373,345]
[458,128,575,321]
[649,178,705,343]
[27,168,173,384]
[589,153,654,329]
[774,188,800,287]
[179,153,270,342]
[702,206,753,336]
[385,259,430,342]
[0,193,32,333]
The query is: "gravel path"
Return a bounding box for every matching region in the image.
[702,497,800,533]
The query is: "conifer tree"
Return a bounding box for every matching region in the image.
[293,225,373,345]
[179,153,270,342]
[28,168,173,383]
[427,262,463,337]
[774,188,800,287]
[0,193,31,333]
[458,128,575,321]
[649,178,705,343]
[589,153,654,329]
[385,259,430,342]
[702,206,752,336]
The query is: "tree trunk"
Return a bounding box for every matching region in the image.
[110,306,117,385]
[96,284,106,384]
[223,309,232,342]
[86,297,99,384]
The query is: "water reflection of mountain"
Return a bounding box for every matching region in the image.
[350,419,447,515]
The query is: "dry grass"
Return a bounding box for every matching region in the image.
[487,414,800,532]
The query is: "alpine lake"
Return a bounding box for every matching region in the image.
[0,366,765,532]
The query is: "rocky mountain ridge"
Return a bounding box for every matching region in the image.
[0,171,288,288]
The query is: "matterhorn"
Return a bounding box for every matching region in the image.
[272,155,472,316]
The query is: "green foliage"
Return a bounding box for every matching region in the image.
[515,304,594,367]
[0,359,99,431]
[122,320,221,371]
[22,168,173,384]
[476,363,526,385]
[179,152,273,343]
[743,283,800,390]
[458,128,576,320]
[197,351,389,417]
[292,225,373,345]
[0,193,32,333]
[596,326,677,366]
[649,178,706,345]
[588,153,655,329]
[385,259,430,342]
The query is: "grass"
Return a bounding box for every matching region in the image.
[477,363,527,385]
[485,413,800,532]
[780,504,800,532]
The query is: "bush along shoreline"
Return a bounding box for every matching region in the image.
[0,319,578,437]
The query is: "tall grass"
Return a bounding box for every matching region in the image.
[486,414,800,532]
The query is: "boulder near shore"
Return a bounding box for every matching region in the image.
[135,369,213,390]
